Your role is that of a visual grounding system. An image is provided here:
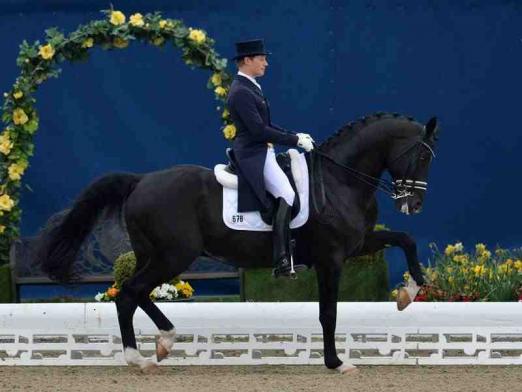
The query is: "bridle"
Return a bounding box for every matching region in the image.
[309,138,435,214]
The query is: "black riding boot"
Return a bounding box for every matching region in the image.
[271,198,306,278]
[271,197,292,277]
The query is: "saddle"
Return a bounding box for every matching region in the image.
[225,148,301,225]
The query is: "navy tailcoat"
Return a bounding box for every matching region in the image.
[226,75,299,212]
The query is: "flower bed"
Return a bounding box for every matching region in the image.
[392,243,522,302]
[95,251,194,302]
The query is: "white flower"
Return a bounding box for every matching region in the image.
[454,242,464,252]
[150,283,179,300]
[95,292,104,302]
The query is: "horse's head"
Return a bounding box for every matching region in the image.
[386,117,439,215]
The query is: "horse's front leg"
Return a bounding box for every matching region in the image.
[316,263,358,374]
[354,230,426,310]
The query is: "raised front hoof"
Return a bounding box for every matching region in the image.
[396,278,421,311]
[335,363,359,375]
[156,338,170,362]
[397,287,413,311]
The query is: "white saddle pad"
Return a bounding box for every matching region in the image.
[214,149,309,231]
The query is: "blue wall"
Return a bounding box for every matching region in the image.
[1,0,521,286]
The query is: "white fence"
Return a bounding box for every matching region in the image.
[0,302,521,366]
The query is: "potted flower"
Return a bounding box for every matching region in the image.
[95,251,194,302]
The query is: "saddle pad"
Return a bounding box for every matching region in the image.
[214,149,309,231]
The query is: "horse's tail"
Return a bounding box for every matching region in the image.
[37,172,143,283]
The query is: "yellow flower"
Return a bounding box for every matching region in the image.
[129,13,144,27]
[81,37,94,48]
[8,161,28,181]
[505,258,514,267]
[222,108,230,120]
[475,243,487,255]
[13,91,23,99]
[0,132,14,155]
[445,244,455,256]
[13,108,29,125]
[110,10,126,26]
[448,276,454,284]
[188,28,206,44]
[159,20,173,29]
[214,86,227,97]
[211,73,222,86]
[473,265,484,276]
[0,140,13,155]
[0,194,15,211]
[390,289,398,299]
[514,260,522,272]
[0,225,5,234]
[446,267,453,274]
[453,254,469,264]
[152,36,165,46]
[39,44,55,60]
[178,282,194,297]
[222,124,236,140]
[113,37,129,49]
[403,271,410,282]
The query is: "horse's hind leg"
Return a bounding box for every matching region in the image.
[133,255,177,362]
[120,219,201,366]
[115,260,159,372]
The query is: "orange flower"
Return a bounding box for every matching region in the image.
[107,287,119,297]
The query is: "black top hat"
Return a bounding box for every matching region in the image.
[233,39,271,60]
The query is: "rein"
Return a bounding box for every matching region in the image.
[309,140,435,215]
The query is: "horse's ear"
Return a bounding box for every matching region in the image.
[425,116,438,140]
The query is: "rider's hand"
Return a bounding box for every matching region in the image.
[296,133,315,152]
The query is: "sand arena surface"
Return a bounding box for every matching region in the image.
[1,365,521,392]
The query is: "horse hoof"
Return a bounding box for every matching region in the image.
[156,338,170,362]
[156,328,176,362]
[140,360,159,374]
[336,363,359,375]
[397,287,413,311]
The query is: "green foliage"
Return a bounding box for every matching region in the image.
[113,251,137,288]
[243,251,388,302]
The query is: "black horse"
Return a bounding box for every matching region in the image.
[37,112,438,374]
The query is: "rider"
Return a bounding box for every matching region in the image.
[226,39,315,277]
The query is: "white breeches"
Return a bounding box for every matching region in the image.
[263,147,295,206]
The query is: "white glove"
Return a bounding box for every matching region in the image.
[296,133,315,152]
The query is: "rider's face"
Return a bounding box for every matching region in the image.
[243,55,268,78]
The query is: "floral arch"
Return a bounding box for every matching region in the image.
[0,9,237,263]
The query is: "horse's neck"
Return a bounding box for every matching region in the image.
[319,129,389,188]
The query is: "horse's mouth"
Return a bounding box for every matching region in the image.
[400,201,423,215]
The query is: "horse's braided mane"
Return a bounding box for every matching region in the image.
[321,112,418,147]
